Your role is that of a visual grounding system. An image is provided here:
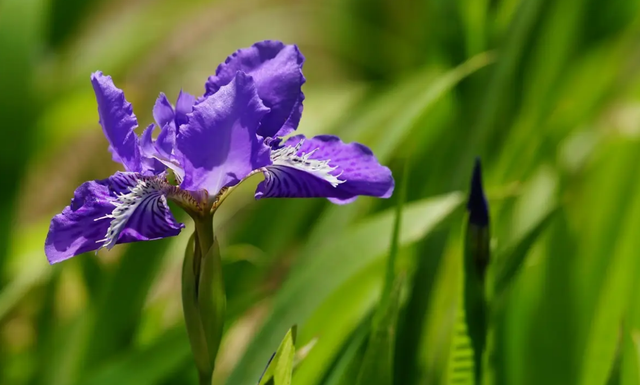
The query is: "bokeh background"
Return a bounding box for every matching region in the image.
[2,0,640,384]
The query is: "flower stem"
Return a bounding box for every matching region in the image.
[182,210,226,384]
[194,212,226,378]
[194,213,214,265]
[181,233,211,380]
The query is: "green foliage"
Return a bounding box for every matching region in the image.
[259,326,297,385]
[2,0,640,384]
[356,277,404,385]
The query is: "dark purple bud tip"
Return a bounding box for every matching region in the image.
[467,157,489,227]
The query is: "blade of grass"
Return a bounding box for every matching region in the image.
[258,326,297,385]
[355,158,408,385]
[355,277,404,385]
[492,207,558,296]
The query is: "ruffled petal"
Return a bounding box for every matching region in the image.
[256,135,394,203]
[44,172,184,264]
[91,72,141,172]
[204,40,305,138]
[178,71,271,196]
[175,90,196,128]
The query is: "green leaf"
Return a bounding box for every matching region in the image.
[81,327,191,385]
[469,0,546,154]
[356,157,408,385]
[323,321,370,385]
[607,327,623,385]
[258,326,297,385]
[292,256,385,385]
[446,312,475,385]
[80,235,180,369]
[492,206,558,296]
[228,192,464,384]
[398,229,451,385]
[626,331,640,385]
[0,0,46,278]
[356,277,404,385]
[579,146,640,385]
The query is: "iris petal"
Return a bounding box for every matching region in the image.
[139,124,166,174]
[153,92,175,129]
[155,123,176,159]
[90,72,141,172]
[44,172,183,264]
[256,135,394,203]
[178,71,271,196]
[204,40,305,138]
[175,90,196,128]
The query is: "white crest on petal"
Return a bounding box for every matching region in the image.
[94,177,168,250]
[153,156,185,184]
[270,139,345,187]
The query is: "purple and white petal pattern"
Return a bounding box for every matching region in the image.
[44,172,184,264]
[204,40,305,139]
[178,71,271,196]
[91,72,141,172]
[256,135,394,204]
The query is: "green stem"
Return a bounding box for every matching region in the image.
[182,212,226,384]
[181,233,211,380]
[194,213,215,274]
[193,212,226,376]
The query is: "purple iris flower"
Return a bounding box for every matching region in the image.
[44,40,394,264]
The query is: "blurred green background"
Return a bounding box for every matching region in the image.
[2,0,640,384]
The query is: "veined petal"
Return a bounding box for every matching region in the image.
[178,71,271,196]
[204,40,305,138]
[44,172,183,264]
[256,135,394,203]
[91,71,141,172]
